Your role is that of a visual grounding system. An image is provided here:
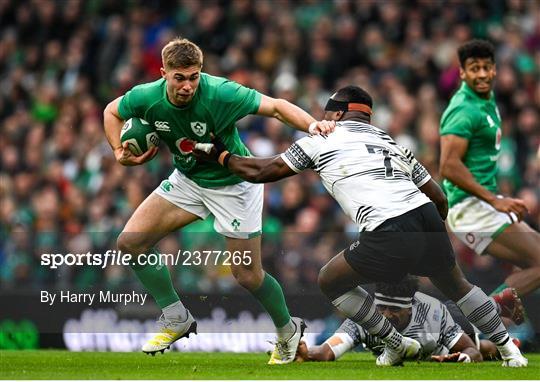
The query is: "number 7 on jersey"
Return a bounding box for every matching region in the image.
[366,144,394,178]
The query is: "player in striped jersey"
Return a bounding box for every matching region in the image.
[193,86,526,367]
[295,277,512,363]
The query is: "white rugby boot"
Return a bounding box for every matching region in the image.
[499,339,528,367]
[376,336,421,366]
[142,311,197,355]
[268,317,307,365]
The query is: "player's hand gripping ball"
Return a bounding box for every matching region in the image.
[120,118,160,156]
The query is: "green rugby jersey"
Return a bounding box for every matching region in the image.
[118,73,261,188]
[440,82,502,207]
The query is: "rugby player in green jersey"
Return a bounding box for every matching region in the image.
[103,37,333,364]
[439,40,540,322]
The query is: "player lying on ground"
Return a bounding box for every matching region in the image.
[439,39,540,316]
[193,85,527,367]
[295,276,517,363]
[103,37,333,363]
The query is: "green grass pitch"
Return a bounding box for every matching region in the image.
[0,351,538,379]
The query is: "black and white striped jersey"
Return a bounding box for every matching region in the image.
[281,121,432,231]
[329,292,463,359]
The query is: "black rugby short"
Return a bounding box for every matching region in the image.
[343,202,455,283]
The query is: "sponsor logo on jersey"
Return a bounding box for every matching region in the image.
[173,153,197,171]
[155,121,170,131]
[191,121,207,137]
[176,137,196,155]
[231,219,241,231]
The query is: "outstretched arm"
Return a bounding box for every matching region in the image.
[431,333,482,363]
[257,95,334,134]
[226,154,297,183]
[193,136,311,183]
[449,333,483,362]
[295,341,336,362]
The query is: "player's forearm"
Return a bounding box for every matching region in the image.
[272,98,315,132]
[103,101,125,151]
[306,344,336,362]
[227,155,286,183]
[461,346,483,362]
[419,179,448,220]
[440,159,497,203]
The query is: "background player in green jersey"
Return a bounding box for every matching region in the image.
[103,37,333,364]
[439,40,540,317]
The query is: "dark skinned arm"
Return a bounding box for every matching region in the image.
[431,333,483,363]
[192,141,298,183]
[449,333,483,362]
[440,135,527,220]
[256,94,335,134]
[295,341,336,362]
[226,155,297,183]
[419,178,448,220]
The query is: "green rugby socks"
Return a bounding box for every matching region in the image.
[130,248,180,309]
[251,272,292,329]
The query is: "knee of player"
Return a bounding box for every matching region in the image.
[524,256,540,268]
[116,233,129,252]
[317,266,333,296]
[117,232,146,256]
[232,268,263,290]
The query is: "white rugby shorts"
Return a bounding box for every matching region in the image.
[154,170,263,239]
[446,196,515,255]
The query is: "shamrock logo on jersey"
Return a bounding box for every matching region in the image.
[231,219,241,231]
[191,121,207,137]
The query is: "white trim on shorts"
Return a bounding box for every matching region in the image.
[446,196,514,255]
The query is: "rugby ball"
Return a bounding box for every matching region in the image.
[120,118,160,156]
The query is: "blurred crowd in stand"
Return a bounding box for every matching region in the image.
[1,0,539,295]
